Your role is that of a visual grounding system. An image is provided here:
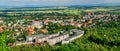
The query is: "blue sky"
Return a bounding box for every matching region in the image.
[0,0,120,6]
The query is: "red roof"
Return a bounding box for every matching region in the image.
[86,11,93,15]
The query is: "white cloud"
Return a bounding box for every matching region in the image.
[109,0,120,3]
[12,0,40,2]
[12,0,71,2]
[1,0,120,6]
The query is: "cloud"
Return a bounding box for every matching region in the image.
[12,0,71,2]
[1,0,120,6]
[108,0,120,3]
[5,0,120,2]
[9,0,120,4]
[12,0,40,2]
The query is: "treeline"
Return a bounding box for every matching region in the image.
[0,12,75,17]
[0,9,65,12]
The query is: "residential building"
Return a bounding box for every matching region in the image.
[62,30,84,44]
[47,34,69,45]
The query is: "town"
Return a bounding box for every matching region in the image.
[0,6,120,51]
[0,11,119,47]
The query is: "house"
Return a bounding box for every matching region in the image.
[40,29,48,33]
[88,19,93,23]
[81,19,86,22]
[43,20,50,25]
[0,26,3,33]
[0,20,3,23]
[50,20,63,23]
[26,26,35,35]
[8,43,13,47]
[30,20,43,28]
[86,11,94,15]
[60,23,65,26]
[78,24,83,27]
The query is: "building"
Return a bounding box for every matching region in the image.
[62,30,84,44]
[15,29,84,46]
[36,35,49,43]
[30,20,43,28]
[0,20,3,23]
[36,33,60,43]
[14,41,33,46]
[40,29,48,33]
[26,26,35,35]
[51,20,63,23]
[0,26,3,33]
[86,11,94,15]
[26,34,45,42]
[47,33,69,45]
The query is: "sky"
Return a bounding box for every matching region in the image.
[0,0,120,6]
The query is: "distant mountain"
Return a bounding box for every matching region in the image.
[0,5,22,8]
[0,5,11,8]
[0,5,58,8]
[92,2,120,6]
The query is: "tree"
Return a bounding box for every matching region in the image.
[0,31,10,51]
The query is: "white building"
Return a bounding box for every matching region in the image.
[15,29,84,46]
[37,33,60,43]
[30,20,43,28]
[47,33,69,45]
[14,41,33,46]
[26,34,45,42]
[62,30,84,44]
[26,33,60,42]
